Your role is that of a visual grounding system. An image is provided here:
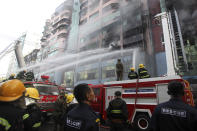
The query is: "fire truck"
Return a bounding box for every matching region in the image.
[91,75,194,131]
[23,75,60,119]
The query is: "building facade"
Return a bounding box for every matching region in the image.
[62,0,163,87]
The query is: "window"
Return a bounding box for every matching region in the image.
[63,71,74,88]
[103,3,119,13]
[77,66,99,81]
[34,84,59,95]
[102,59,116,79]
[77,69,98,81]
[102,66,116,78]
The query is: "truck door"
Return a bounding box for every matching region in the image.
[105,86,122,109]
[156,84,170,104]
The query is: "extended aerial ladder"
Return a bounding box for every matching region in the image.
[154,6,188,75]
[0,34,26,74]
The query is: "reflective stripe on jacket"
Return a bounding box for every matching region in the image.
[0,117,11,131]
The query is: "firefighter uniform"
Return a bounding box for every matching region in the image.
[53,93,67,131]
[138,64,150,79]
[0,103,24,131]
[0,80,26,131]
[107,97,128,131]
[25,71,35,81]
[150,98,197,131]
[23,104,42,131]
[24,88,42,131]
[128,68,138,79]
[116,59,124,81]
[8,74,15,80]
[64,103,100,131]
[16,70,26,80]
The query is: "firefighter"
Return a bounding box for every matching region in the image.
[116,59,124,81]
[106,91,128,131]
[25,71,35,81]
[16,70,26,80]
[64,83,100,131]
[138,64,150,79]
[66,93,78,113]
[24,88,42,131]
[128,67,138,79]
[0,79,26,131]
[53,90,67,131]
[8,74,15,80]
[150,81,197,131]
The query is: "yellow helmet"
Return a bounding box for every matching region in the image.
[66,94,74,104]
[25,88,40,100]
[139,64,144,68]
[0,80,26,102]
[11,74,15,77]
[130,67,135,71]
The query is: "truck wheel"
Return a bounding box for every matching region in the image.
[134,114,150,131]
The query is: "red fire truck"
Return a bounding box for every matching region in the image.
[91,75,194,131]
[24,75,60,119]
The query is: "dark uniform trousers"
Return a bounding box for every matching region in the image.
[64,103,100,131]
[23,103,42,131]
[106,98,129,131]
[0,103,24,131]
[116,62,123,81]
[150,98,197,131]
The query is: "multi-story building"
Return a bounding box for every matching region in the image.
[62,0,163,87]
[40,0,73,58]
[38,0,74,84]
[32,0,196,89]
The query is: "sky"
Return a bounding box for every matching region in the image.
[0,0,65,77]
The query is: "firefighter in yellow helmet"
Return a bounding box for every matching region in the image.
[24,88,42,131]
[66,93,74,104]
[0,79,26,131]
[128,67,138,79]
[8,74,15,80]
[66,93,78,114]
[138,64,150,79]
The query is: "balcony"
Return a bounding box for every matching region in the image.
[52,14,71,27]
[52,19,70,33]
[57,29,69,39]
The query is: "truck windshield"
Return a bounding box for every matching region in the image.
[33,83,59,95]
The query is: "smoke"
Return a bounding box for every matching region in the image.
[166,0,197,36]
